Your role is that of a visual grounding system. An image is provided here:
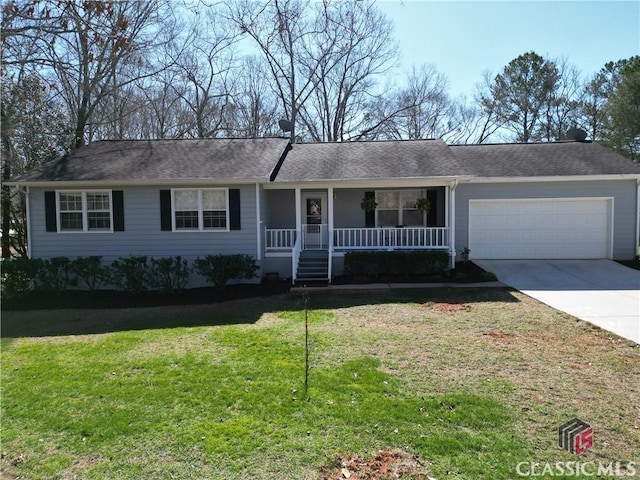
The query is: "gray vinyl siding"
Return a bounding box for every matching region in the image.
[264,190,296,229]
[455,180,638,260]
[29,185,259,262]
[334,188,368,228]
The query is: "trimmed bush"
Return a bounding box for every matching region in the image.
[1,258,44,299]
[69,256,111,292]
[37,257,79,291]
[110,256,153,293]
[193,254,258,289]
[344,250,450,280]
[149,256,190,293]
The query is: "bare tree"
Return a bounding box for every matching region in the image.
[382,64,453,140]
[225,56,282,137]
[5,0,173,147]
[169,9,239,138]
[228,0,346,141]
[299,1,398,142]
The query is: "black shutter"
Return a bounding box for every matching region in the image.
[112,190,125,231]
[364,191,375,228]
[426,189,437,227]
[45,191,57,232]
[160,190,172,231]
[229,188,241,230]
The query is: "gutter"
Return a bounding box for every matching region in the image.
[4,178,268,188]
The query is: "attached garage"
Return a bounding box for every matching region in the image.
[468,198,612,259]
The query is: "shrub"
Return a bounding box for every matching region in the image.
[1,258,43,299]
[193,254,258,289]
[344,250,450,280]
[149,256,190,293]
[37,257,78,291]
[110,256,152,293]
[69,256,111,291]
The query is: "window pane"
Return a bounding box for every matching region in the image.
[378,210,398,226]
[401,191,420,208]
[403,209,423,226]
[175,190,198,210]
[87,193,110,211]
[60,193,82,211]
[87,212,111,230]
[61,212,83,230]
[203,211,226,229]
[202,190,226,210]
[376,191,397,209]
[175,211,199,229]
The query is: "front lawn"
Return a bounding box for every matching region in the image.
[2,288,638,479]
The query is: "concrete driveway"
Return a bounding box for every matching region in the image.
[474,259,640,344]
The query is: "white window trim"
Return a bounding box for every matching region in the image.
[375,189,426,227]
[171,188,230,232]
[56,190,114,233]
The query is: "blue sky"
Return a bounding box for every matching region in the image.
[376,0,640,98]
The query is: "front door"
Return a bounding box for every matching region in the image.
[301,192,328,249]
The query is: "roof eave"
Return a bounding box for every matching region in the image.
[464,174,640,183]
[6,177,269,188]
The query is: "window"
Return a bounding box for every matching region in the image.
[173,188,228,231]
[375,190,425,227]
[57,191,113,232]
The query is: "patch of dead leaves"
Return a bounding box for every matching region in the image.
[319,449,435,480]
[424,302,472,313]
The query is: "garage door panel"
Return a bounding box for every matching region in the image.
[469,199,610,259]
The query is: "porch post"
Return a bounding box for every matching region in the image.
[450,180,458,269]
[295,187,302,233]
[327,187,334,281]
[255,183,262,261]
[327,187,334,241]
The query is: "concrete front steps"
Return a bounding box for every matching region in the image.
[295,249,329,287]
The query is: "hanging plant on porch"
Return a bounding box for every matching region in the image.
[415,197,431,213]
[360,195,378,212]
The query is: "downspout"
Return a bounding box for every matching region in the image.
[636,179,640,258]
[450,180,458,269]
[24,186,32,259]
[327,187,334,283]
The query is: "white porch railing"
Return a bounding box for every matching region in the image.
[266,226,449,252]
[265,228,297,250]
[333,227,449,250]
[291,234,301,282]
[302,223,328,250]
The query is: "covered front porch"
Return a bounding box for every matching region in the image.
[262,184,455,283]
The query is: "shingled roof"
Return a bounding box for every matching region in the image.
[11,137,291,184]
[449,141,640,177]
[271,138,464,182]
[9,137,640,185]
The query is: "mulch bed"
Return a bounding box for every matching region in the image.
[1,281,291,311]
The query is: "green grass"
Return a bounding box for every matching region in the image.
[2,288,639,479]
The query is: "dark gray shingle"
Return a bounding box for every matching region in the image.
[12,138,291,183]
[272,139,463,182]
[449,141,640,177]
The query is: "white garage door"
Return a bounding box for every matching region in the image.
[468,198,611,259]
